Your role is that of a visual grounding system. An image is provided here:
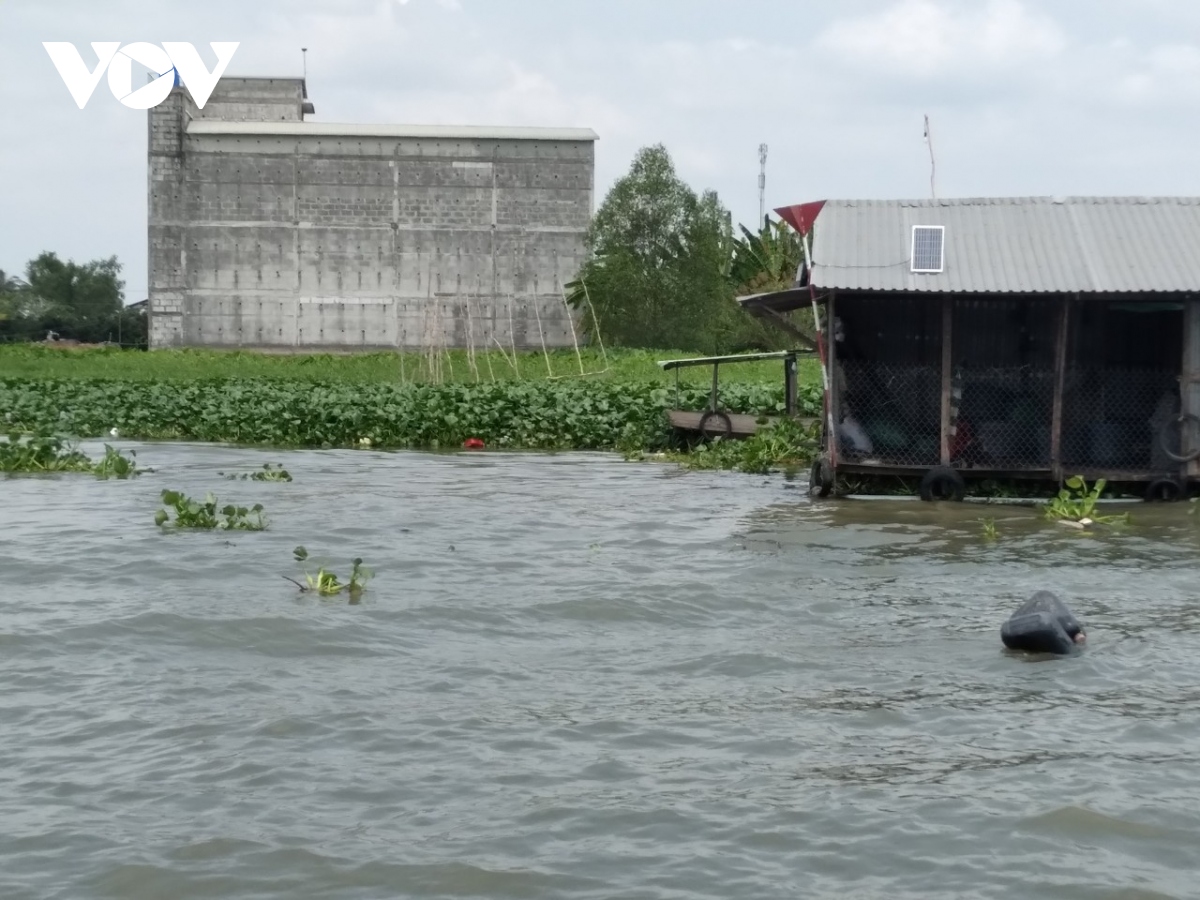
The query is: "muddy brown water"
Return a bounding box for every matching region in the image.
[2,443,1199,899]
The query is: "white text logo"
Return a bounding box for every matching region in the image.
[42,42,239,110]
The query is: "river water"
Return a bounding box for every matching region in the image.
[2,444,1199,899]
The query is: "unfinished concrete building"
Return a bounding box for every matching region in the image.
[148,77,597,350]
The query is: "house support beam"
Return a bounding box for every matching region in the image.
[784,354,798,417]
[939,296,953,465]
[828,294,839,440]
[1185,297,1200,481]
[758,306,818,352]
[1050,294,1072,481]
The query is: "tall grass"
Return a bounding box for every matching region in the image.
[0,344,818,387]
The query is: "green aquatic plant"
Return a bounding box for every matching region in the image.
[92,444,140,479]
[154,490,268,531]
[979,518,999,541]
[221,462,293,482]
[0,432,94,473]
[667,417,818,474]
[0,376,815,453]
[287,546,372,601]
[0,431,141,477]
[1043,476,1128,527]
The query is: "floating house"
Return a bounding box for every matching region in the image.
[740,197,1200,500]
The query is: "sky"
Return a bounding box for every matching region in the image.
[4,0,1200,301]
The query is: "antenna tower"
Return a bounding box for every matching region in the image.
[758,143,769,225]
[923,114,937,200]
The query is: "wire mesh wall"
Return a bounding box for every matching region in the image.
[951,366,1055,469]
[1062,367,1182,473]
[831,294,1189,477]
[837,361,941,467]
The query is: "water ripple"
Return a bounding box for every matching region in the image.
[2,445,1199,898]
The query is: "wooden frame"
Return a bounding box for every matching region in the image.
[939,296,953,465]
[1185,297,1200,480]
[1049,294,1072,481]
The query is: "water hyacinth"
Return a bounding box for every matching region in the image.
[0,378,818,453]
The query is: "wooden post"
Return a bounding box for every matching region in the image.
[827,293,838,427]
[1184,298,1200,480]
[784,353,798,417]
[940,296,953,465]
[1050,294,1071,480]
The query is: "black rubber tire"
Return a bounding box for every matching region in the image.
[809,457,834,498]
[919,466,966,502]
[698,410,733,441]
[1145,478,1183,502]
[1159,414,1200,463]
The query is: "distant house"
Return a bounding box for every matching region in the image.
[741,197,1200,500]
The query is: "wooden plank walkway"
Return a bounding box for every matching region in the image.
[667,411,818,438]
[667,410,769,437]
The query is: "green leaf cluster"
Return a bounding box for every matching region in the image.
[154,489,268,531]
[92,444,140,479]
[0,377,818,452]
[1042,476,1129,525]
[291,546,372,601]
[0,432,139,477]
[0,432,94,473]
[221,463,293,482]
[660,417,819,475]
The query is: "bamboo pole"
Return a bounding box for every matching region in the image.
[561,286,585,376]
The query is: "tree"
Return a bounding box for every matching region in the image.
[0,269,27,336]
[569,145,744,352]
[0,254,143,346]
[25,252,124,338]
[730,217,803,295]
[727,216,815,351]
[0,269,24,295]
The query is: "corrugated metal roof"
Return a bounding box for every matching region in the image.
[799,196,1200,294]
[187,121,598,142]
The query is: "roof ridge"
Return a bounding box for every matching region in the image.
[829,196,1200,206]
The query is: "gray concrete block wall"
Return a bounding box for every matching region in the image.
[149,79,596,351]
[190,78,306,122]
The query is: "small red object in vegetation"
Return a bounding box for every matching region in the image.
[463,438,485,450]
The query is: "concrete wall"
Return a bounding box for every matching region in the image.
[148,78,597,350]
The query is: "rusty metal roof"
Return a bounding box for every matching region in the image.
[791,196,1200,294]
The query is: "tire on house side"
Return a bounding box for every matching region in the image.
[919,466,966,502]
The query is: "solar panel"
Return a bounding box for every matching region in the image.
[911,225,945,273]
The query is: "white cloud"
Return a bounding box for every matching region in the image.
[1113,43,1200,104]
[8,0,1200,286]
[816,0,1066,77]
